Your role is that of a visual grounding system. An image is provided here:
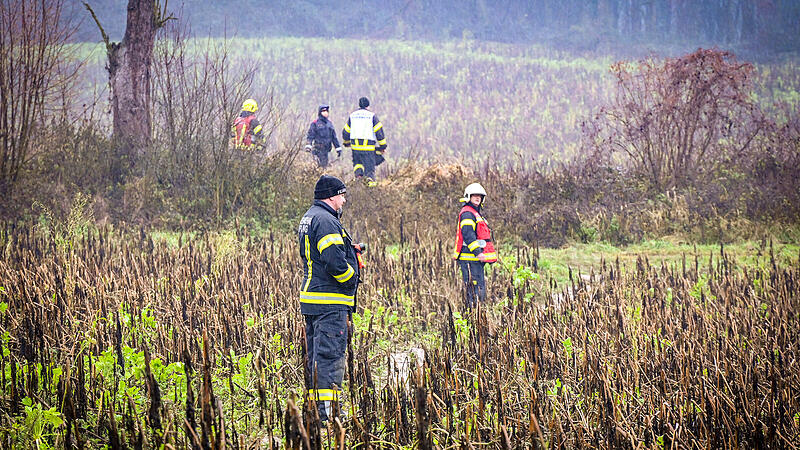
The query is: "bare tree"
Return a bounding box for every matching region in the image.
[84,0,173,179]
[0,0,79,198]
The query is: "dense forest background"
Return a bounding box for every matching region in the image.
[67,0,800,59]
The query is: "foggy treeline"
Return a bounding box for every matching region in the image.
[69,0,800,57]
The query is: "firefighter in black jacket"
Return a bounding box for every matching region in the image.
[305,104,342,168]
[298,175,359,422]
[453,183,497,308]
[342,97,387,187]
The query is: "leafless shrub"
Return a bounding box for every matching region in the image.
[0,0,81,198]
[588,49,767,191]
[145,18,300,225]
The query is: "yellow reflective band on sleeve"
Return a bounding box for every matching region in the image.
[460,219,476,228]
[377,139,387,146]
[467,240,481,251]
[482,252,497,259]
[308,389,340,402]
[353,164,365,172]
[299,292,355,306]
[343,140,351,146]
[252,124,262,135]
[344,123,351,132]
[303,236,312,291]
[317,233,344,253]
[373,122,383,132]
[333,264,354,283]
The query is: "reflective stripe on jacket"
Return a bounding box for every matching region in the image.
[232,112,263,147]
[453,204,497,262]
[298,200,359,314]
[342,108,386,151]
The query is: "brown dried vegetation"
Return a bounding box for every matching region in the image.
[0,222,798,448]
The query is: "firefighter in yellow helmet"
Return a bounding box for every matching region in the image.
[453,183,497,308]
[231,99,265,149]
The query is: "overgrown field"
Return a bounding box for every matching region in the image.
[75,37,800,164]
[1,207,798,448]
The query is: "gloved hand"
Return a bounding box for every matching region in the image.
[336,147,342,157]
[304,144,312,152]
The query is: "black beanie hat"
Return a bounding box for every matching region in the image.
[314,175,346,199]
[359,97,370,108]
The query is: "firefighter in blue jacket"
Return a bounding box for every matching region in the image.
[298,175,359,422]
[305,104,342,168]
[453,183,498,308]
[342,97,387,187]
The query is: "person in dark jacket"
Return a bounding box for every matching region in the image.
[342,97,387,187]
[298,175,359,422]
[453,183,497,308]
[305,104,342,168]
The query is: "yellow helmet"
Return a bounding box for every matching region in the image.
[241,98,258,112]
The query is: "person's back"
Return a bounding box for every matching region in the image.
[342,97,386,186]
[231,99,264,149]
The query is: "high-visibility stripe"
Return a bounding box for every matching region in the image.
[252,124,262,135]
[317,233,344,253]
[454,251,497,261]
[373,122,383,132]
[303,236,312,291]
[333,264,354,283]
[377,138,387,146]
[343,140,351,146]
[308,389,340,402]
[354,164,365,172]
[344,123,351,132]
[454,252,480,261]
[460,219,476,228]
[300,291,355,306]
[467,240,481,251]
[350,139,375,151]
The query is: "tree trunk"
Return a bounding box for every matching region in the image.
[106,0,159,175]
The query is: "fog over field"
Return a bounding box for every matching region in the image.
[2,1,799,449]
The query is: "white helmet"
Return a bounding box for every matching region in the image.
[462,183,487,202]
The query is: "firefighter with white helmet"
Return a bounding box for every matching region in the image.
[453,182,497,307]
[231,98,265,149]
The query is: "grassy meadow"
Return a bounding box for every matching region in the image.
[2,35,799,448]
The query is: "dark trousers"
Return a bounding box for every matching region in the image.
[312,149,329,168]
[352,149,375,179]
[304,310,349,421]
[458,260,486,308]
